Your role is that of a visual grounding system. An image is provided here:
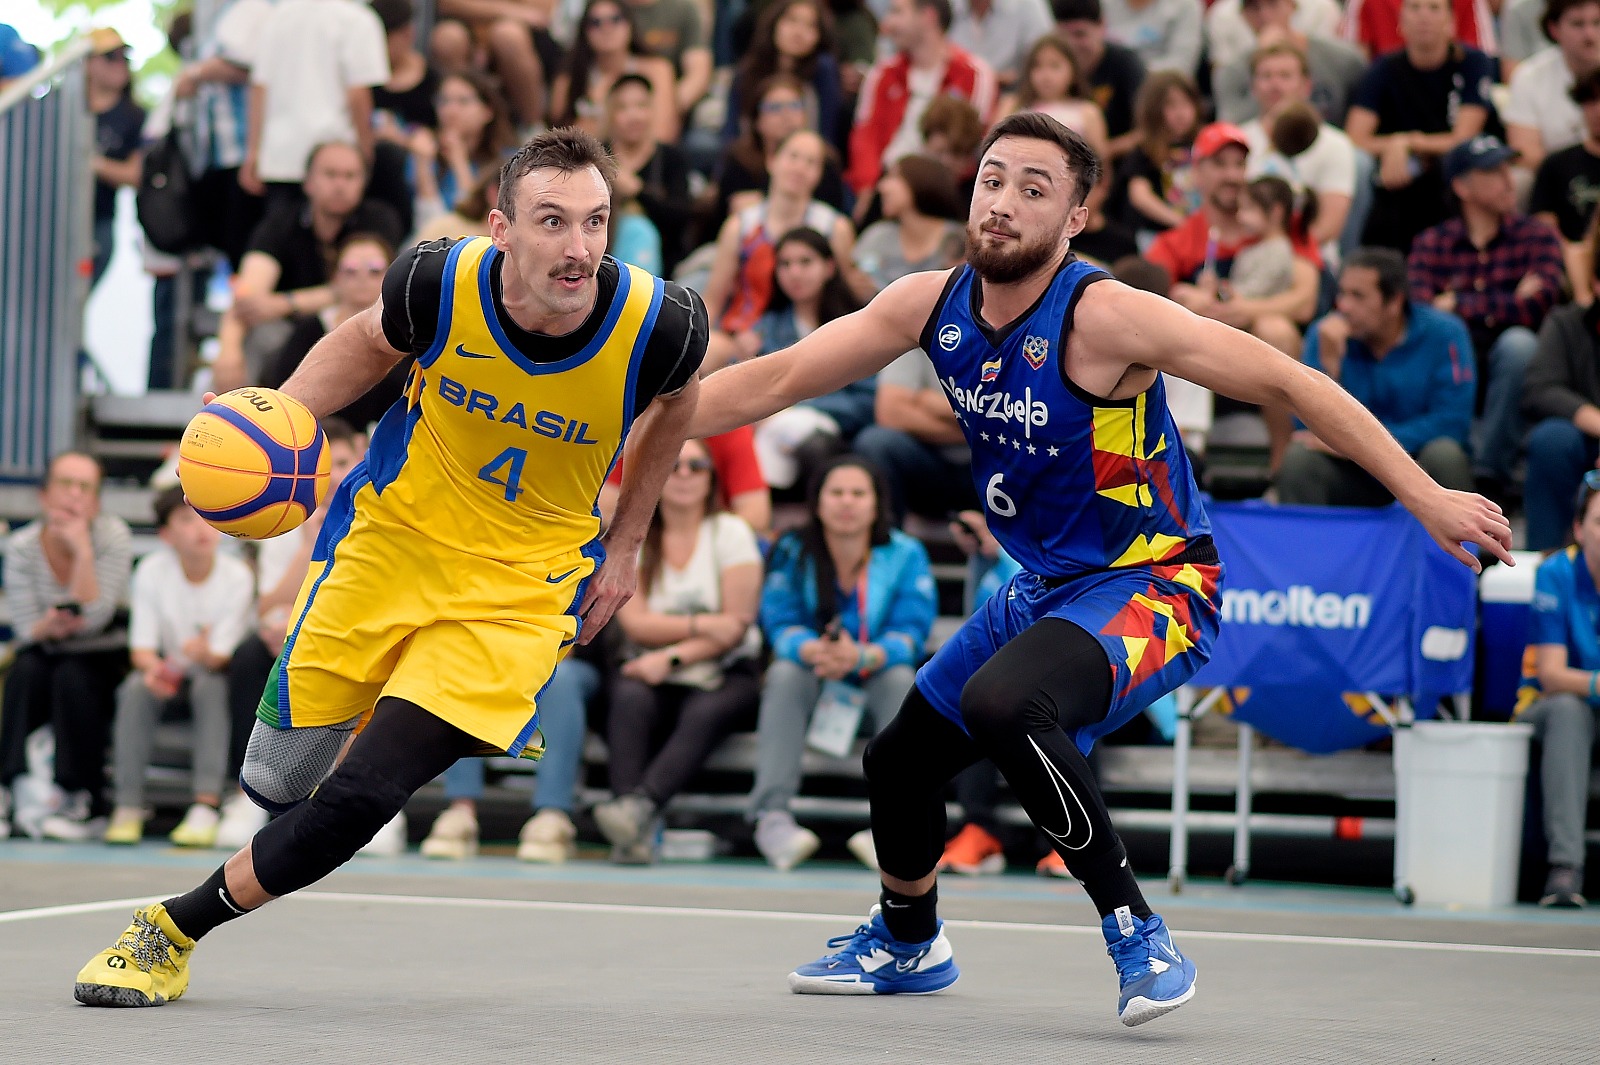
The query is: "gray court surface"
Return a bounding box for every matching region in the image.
[3,841,1599,1065]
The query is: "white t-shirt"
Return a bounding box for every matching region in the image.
[644,513,764,661]
[250,0,389,182]
[129,547,256,672]
[214,0,275,67]
[1505,47,1585,158]
[1242,118,1357,197]
[255,524,310,597]
[1243,117,1355,265]
[882,65,943,174]
[1203,0,1341,73]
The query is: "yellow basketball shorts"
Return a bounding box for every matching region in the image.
[262,474,599,758]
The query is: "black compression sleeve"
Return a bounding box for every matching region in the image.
[379,238,455,354]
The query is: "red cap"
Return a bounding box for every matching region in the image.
[1193,122,1250,161]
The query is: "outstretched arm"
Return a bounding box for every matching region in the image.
[689,271,948,439]
[1078,282,1514,571]
[280,302,408,418]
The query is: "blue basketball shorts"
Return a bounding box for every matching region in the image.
[916,560,1223,754]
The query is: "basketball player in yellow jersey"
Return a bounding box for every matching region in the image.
[74,129,711,1008]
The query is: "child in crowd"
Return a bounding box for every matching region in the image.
[1230,176,1314,300]
[104,487,254,848]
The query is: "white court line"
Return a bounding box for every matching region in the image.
[6,890,1599,960]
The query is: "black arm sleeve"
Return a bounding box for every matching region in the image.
[379,238,457,355]
[630,282,709,416]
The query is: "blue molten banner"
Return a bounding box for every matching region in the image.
[1190,502,1477,753]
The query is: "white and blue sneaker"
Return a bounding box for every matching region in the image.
[1102,908,1197,1026]
[788,905,959,995]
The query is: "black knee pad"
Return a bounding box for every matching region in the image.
[252,758,411,897]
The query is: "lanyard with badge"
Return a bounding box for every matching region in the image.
[807,569,872,757]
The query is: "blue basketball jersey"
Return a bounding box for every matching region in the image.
[921,258,1212,577]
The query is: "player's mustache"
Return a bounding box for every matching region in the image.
[980,220,1020,238]
[549,261,595,278]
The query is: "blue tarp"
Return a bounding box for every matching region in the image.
[1191,502,1477,753]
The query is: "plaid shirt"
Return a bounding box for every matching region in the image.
[1406,214,1565,336]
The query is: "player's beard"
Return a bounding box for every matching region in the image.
[966,220,1059,285]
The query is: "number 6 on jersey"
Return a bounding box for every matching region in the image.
[986,473,1016,518]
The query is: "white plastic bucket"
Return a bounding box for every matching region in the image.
[1395,721,1533,908]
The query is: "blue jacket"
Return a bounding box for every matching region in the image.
[1301,302,1476,453]
[761,528,936,672]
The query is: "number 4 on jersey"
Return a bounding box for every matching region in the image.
[478,446,527,501]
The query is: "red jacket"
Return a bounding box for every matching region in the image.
[846,45,999,196]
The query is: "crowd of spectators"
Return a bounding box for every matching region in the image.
[1,0,1597,899]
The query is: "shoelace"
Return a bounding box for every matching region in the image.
[823,920,890,961]
[115,914,178,974]
[1107,930,1154,983]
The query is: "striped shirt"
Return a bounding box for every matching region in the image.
[3,515,133,649]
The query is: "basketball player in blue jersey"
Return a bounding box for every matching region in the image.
[73,129,713,1007]
[691,111,1514,1027]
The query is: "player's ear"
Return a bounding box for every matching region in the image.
[1064,204,1089,240]
[488,208,512,251]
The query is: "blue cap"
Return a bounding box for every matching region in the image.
[1441,135,1519,182]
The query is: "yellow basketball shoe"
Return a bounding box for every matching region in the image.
[74,904,195,1007]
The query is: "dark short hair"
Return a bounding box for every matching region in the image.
[608,72,655,98]
[914,0,954,32]
[305,140,367,176]
[891,154,964,219]
[1111,255,1171,295]
[1053,0,1103,23]
[977,110,1102,207]
[320,415,360,448]
[1573,66,1600,105]
[1544,0,1600,40]
[43,450,104,492]
[1249,40,1309,76]
[499,127,617,221]
[334,231,395,264]
[370,0,415,33]
[153,485,189,529]
[1341,246,1408,303]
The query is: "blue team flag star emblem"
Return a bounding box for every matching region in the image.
[980,356,1002,382]
[1022,335,1050,371]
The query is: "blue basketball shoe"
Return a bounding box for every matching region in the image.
[1102,908,1197,1026]
[788,906,959,995]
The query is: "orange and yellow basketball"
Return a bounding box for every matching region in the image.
[177,387,330,540]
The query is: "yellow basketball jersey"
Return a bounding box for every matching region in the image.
[362,238,664,563]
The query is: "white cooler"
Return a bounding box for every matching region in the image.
[1394,721,1533,907]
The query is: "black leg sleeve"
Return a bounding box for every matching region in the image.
[247,697,479,898]
[959,617,1150,920]
[866,686,983,883]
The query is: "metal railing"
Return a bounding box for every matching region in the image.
[0,38,93,482]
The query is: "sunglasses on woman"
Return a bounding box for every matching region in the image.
[587,12,627,28]
[673,458,713,474]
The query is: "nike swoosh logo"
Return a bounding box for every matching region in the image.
[455,343,495,360]
[545,567,579,584]
[1028,735,1094,851]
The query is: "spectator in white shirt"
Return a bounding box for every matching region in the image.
[1506,0,1600,174]
[1239,42,1357,258]
[103,488,255,851]
[1205,0,1339,73]
[949,0,1056,85]
[1100,0,1202,76]
[242,0,390,200]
